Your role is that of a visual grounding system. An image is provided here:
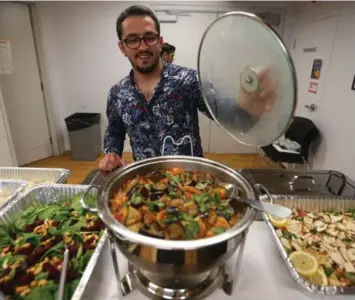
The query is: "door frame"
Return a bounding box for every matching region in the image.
[0,86,18,166]
[290,15,339,119]
[28,3,61,155]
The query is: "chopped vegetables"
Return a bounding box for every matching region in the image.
[0,193,104,300]
[109,169,243,240]
[272,208,355,287]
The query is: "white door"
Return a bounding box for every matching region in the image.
[160,13,216,153]
[0,86,16,166]
[291,17,338,120]
[0,3,52,165]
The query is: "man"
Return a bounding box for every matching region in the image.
[99,5,275,171]
[160,43,175,64]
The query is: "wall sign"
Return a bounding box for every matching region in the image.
[310,58,322,80]
[0,39,13,74]
[308,81,318,94]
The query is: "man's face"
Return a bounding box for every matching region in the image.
[162,52,175,64]
[119,15,163,74]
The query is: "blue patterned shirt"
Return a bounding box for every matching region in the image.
[103,63,255,161]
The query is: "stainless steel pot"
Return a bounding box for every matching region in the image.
[82,156,260,288]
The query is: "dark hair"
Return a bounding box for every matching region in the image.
[161,43,176,56]
[116,5,160,40]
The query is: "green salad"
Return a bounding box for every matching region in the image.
[0,193,104,300]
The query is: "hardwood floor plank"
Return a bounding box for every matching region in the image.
[26,152,281,184]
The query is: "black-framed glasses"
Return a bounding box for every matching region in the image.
[122,34,160,49]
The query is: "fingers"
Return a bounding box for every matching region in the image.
[99,153,125,172]
[259,79,277,99]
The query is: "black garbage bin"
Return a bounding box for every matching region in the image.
[65,113,101,161]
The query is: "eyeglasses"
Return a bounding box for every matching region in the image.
[122,34,160,49]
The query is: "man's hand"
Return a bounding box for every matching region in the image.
[238,67,278,117]
[99,152,126,172]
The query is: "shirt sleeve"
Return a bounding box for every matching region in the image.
[191,70,259,134]
[103,88,126,156]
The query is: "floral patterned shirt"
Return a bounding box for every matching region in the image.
[103,63,255,161]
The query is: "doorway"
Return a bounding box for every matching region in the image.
[291,16,338,120]
[0,2,53,166]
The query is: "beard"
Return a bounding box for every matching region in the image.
[128,50,160,74]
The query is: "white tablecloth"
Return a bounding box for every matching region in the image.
[79,222,352,300]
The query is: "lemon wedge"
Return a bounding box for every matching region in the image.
[310,267,328,286]
[289,251,319,278]
[268,214,288,228]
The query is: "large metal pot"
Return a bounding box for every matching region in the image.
[82,156,259,288]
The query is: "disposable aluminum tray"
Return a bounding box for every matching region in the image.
[263,194,355,296]
[0,179,27,210]
[0,167,71,186]
[241,168,355,197]
[0,183,108,300]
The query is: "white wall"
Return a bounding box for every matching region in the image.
[284,2,355,179]
[34,1,289,154]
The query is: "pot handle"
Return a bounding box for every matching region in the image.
[288,175,316,191]
[161,134,194,156]
[80,185,99,213]
[254,183,273,204]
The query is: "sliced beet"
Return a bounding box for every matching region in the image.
[26,252,39,266]
[2,268,11,276]
[18,273,34,285]
[69,244,78,257]
[42,262,52,272]
[48,268,60,282]
[17,244,34,255]
[35,219,44,226]
[24,224,36,233]
[83,242,96,251]
[0,280,14,294]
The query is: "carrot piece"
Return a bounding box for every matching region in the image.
[172,168,184,175]
[184,192,192,200]
[115,207,128,224]
[182,186,201,194]
[214,217,231,230]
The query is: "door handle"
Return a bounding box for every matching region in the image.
[305,103,317,112]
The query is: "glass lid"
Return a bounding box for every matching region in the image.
[197,11,297,146]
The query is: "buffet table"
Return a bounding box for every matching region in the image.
[78,222,350,300]
[78,169,352,300]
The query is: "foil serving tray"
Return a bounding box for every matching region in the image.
[263,194,355,296]
[0,179,28,211]
[241,169,355,197]
[0,183,108,300]
[0,167,71,186]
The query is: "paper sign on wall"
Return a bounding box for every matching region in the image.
[308,81,318,94]
[0,40,14,74]
[310,58,322,80]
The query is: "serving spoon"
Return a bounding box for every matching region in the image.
[220,183,292,219]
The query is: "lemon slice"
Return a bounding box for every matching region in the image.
[289,251,319,278]
[268,214,287,228]
[310,268,328,286]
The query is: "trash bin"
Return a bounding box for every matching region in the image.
[65,113,101,161]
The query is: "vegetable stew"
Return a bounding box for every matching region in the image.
[0,193,105,300]
[109,168,244,240]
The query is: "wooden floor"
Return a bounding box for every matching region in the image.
[26,152,280,184]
